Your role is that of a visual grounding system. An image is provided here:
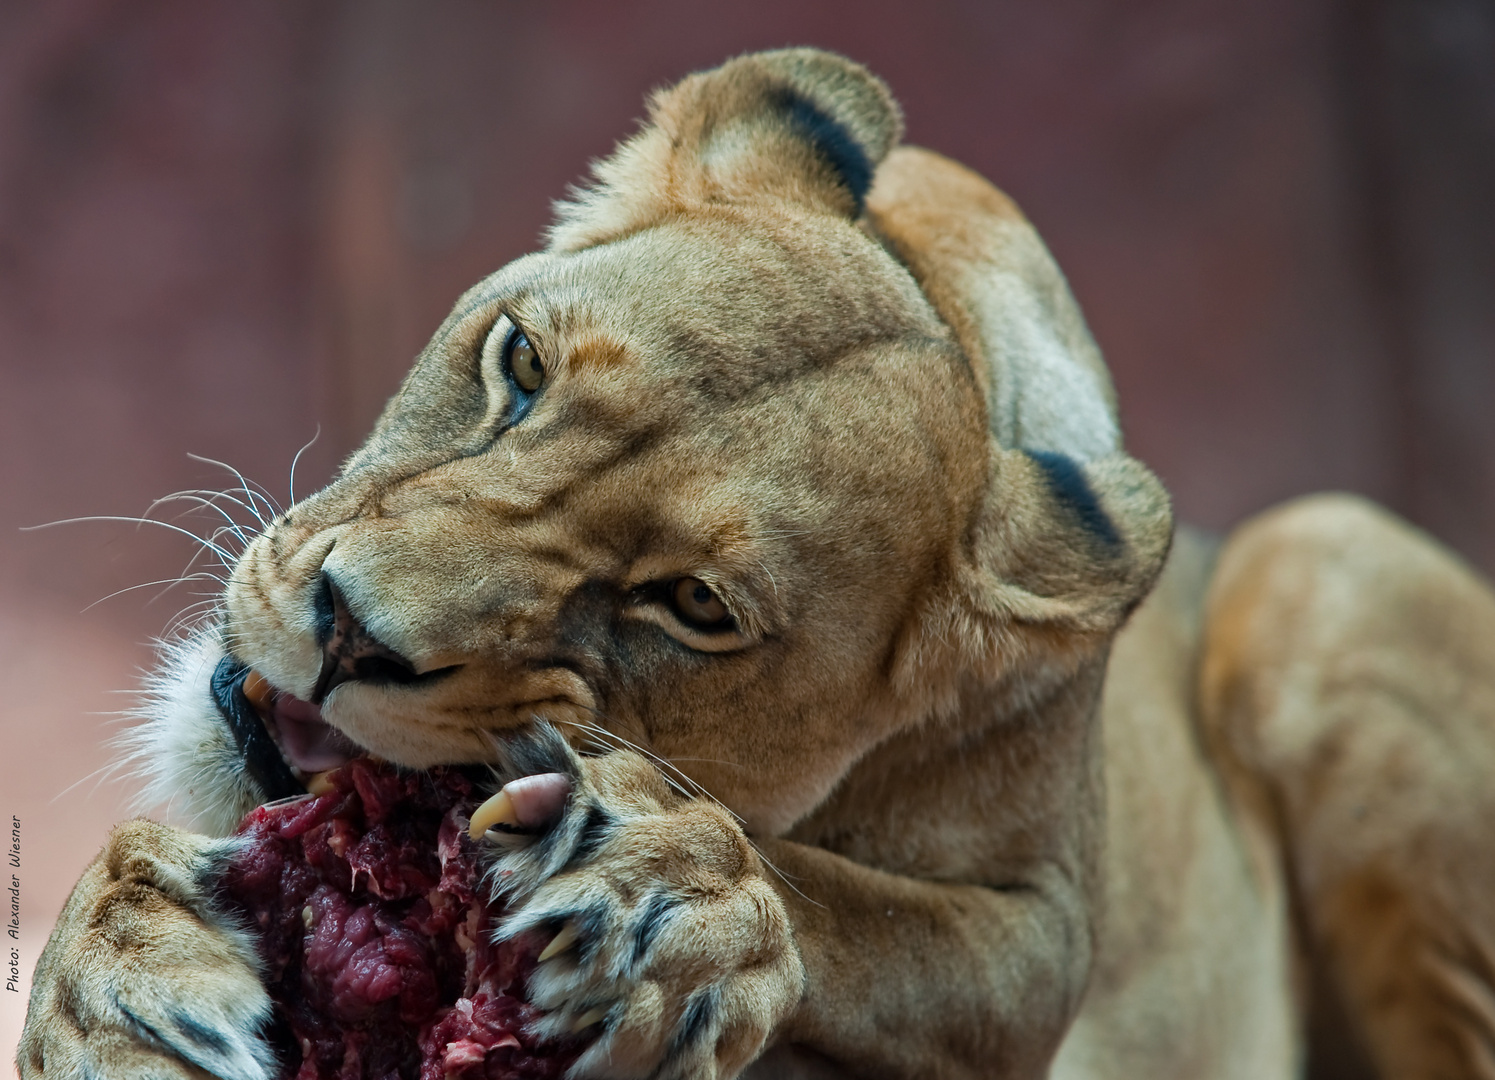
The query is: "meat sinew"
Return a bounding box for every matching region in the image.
[219,759,581,1080]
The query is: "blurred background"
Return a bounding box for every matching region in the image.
[2,0,1493,1065]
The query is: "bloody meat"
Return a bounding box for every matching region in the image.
[219,759,581,1080]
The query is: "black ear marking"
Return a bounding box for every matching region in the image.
[1026,450,1123,552]
[770,85,875,214]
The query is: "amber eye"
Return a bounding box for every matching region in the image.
[672,577,729,627]
[507,331,544,392]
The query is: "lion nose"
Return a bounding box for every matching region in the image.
[311,573,420,703]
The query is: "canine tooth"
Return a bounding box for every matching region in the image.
[571,1005,610,1032]
[243,670,274,711]
[306,770,338,796]
[467,790,518,840]
[539,922,579,962]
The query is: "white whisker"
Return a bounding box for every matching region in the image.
[48,752,136,805]
[756,559,780,600]
[289,426,321,506]
[565,716,744,825]
[80,573,225,614]
[563,717,824,909]
[152,486,265,521]
[144,490,257,545]
[160,604,223,641]
[748,841,826,909]
[22,516,237,562]
[187,453,283,522]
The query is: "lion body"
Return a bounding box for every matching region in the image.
[21,50,1495,1080]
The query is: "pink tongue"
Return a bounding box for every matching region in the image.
[269,694,361,773]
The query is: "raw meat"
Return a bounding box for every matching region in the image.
[219,759,580,1080]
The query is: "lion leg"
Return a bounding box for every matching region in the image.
[1201,493,1495,1078]
[17,819,274,1080]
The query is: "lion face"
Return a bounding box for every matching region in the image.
[138,50,1170,840]
[222,205,984,833]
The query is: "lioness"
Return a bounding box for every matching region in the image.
[19,48,1495,1080]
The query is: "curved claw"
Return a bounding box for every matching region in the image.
[469,772,574,840]
[469,790,518,839]
[539,922,580,962]
[571,1004,611,1032]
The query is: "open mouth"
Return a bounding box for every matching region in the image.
[211,657,363,802]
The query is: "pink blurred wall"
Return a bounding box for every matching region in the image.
[2,0,1492,1067]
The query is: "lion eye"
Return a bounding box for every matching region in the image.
[507,331,545,392]
[672,577,729,627]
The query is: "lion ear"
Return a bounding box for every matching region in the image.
[549,48,903,249]
[973,448,1173,629]
[896,445,1173,706]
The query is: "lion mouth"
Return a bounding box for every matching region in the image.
[250,671,363,773]
[210,657,361,802]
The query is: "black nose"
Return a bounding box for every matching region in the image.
[311,573,421,703]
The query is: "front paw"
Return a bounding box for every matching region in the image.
[17,819,273,1080]
[476,727,804,1080]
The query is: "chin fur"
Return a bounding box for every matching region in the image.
[116,627,263,837]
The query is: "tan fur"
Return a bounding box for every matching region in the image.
[20,49,1495,1080]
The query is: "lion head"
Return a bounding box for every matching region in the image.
[134,49,1171,838]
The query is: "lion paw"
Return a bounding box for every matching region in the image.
[475,727,804,1080]
[17,819,274,1080]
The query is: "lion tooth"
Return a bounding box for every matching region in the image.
[571,1005,610,1032]
[306,770,338,796]
[467,790,518,840]
[539,922,579,962]
[243,669,274,711]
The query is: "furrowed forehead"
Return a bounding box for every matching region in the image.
[442,236,726,362]
[421,218,957,448]
[462,214,927,346]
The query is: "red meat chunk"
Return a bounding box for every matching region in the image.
[219,759,581,1080]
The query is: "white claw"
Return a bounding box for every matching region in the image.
[571,1004,611,1032]
[467,790,518,840]
[539,922,580,962]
